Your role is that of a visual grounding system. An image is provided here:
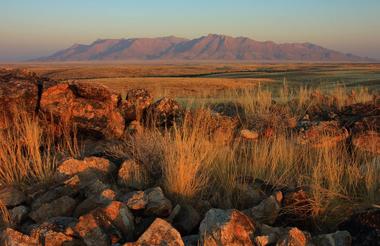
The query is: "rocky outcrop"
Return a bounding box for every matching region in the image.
[122,88,153,123]
[40,82,125,138]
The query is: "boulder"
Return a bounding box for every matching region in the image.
[40,82,124,138]
[312,230,351,246]
[122,89,153,122]
[74,189,116,217]
[243,191,283,225]
[9,205,29,226]
[144,187,172,217]
[339,208,380,245]
[276,227,310,246]
[56,156,117,182]
[73,210,122,246]
[0,186,26,207]
[254,224,288,246]
[100,201,135,241]
[117,160,147,190]
[146,97,182,127]
[29,196,77,223]
[297,121,349,147]
[173,204,201,235]
[352,131,380,155]
[199,208,255,246]
[0,228,38,246]
[130,218,184,246]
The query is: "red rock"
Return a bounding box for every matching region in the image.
[0,228,38,246]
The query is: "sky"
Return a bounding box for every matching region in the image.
[0,0,379,61]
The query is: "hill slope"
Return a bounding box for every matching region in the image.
[36,34,372,62]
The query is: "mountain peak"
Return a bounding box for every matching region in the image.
[36,35,373,62]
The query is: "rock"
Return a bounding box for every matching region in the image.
[0,228,38,246]
[73,210,122,246]
[29,216,78,240]
[240,129,259,140]
[117,160,147,190]
[353,131,380,155]
[182,234,200,246]
[100,201,135,241]
[122,89,153,122]
[9,205,29,225]
[41,231,81,246]
[30,184,79,211]
[312,230,351,246]
[120,191,148,210]
[254,224,288,246]
[29,196,77,223]
[56,156,117,182]
[173,204,201,235]
[0,69,46,123]
[146,97,182,127]
[40,82,124,138]
[132,218,184,246]
[339,208,380,245]
[243,191,283,225]
[144,187,172,217]
[297,121,349,147]
[74,189,116,217]
[199,208,255,246]
[0,186,26,207]
[235,184,267,208]
[276,227,310,246]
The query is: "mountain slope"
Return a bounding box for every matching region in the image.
[36,34,372,62]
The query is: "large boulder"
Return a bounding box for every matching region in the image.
[122,89,153,122]
[40,82,124,138]
[128,218,184,246]
[199,208,256,246]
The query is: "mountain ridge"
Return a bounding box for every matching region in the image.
[35,34,374,62]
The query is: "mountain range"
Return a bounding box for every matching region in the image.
[36,34,373,62]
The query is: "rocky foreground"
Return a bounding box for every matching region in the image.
[0,69,379,245]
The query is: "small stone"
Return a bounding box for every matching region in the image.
[199,208,255,246]
[240,129,259,140]
[0,186,26,207]
[133,218,184,246]
[74,189,116,217]
[144,187,172,217]
[120,191,148,210]
[29,196,77,223]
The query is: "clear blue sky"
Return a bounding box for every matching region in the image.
[1,0,379,60]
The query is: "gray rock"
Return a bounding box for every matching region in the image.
[144,187,172,217]
[0,186,26,207]
[29,196,77,223]
[9,205,29,225]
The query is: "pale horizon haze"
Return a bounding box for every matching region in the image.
[1,0,379,61]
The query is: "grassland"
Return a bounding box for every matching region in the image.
[0,63,379,233]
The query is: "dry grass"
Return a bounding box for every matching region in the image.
[119,84,379,230]
[0,110,79,186]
